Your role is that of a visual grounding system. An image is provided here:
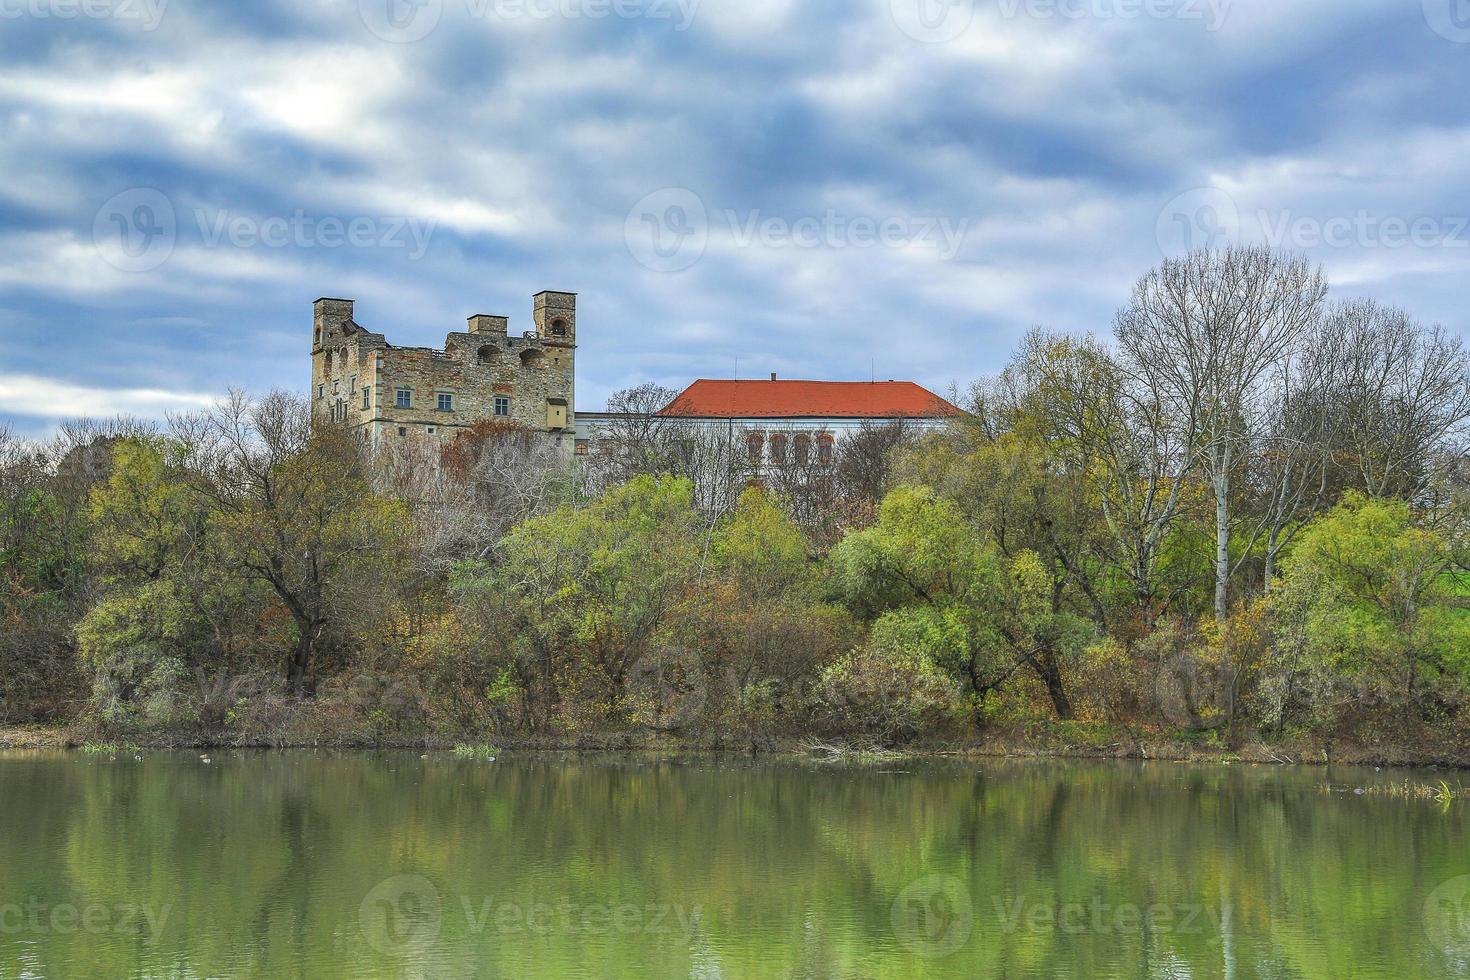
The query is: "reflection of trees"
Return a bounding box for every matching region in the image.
[8,756,1463,977]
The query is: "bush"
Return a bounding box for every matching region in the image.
[812,646,963,744]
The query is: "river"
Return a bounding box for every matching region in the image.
[1,752,1467,978]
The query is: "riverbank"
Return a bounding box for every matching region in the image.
[4,722,1467,770]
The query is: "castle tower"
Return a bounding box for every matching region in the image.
[533,291,577,431]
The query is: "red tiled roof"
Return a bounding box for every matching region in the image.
[658,379,962,420]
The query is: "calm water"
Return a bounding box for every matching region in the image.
[1,752,1468,979]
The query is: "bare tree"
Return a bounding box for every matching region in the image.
[591,383,688,484]
[1324,299,1470,501]
[836,420,915,506]
[585,384,748,518]
[375,423,579,575]
[1116,246,1327,619]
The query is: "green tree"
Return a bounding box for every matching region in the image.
[176,393,413,694]
[691,487,852,733]
[831,485,1092,720]
[460,474,702,726]
[1269,493,1470,724]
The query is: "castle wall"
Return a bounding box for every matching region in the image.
[309,294,576,454]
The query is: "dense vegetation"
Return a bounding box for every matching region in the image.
[5,247,1470,758]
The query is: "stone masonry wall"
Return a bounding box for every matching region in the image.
[310,293,576,454]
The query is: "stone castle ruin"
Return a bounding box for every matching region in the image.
[310,292,577,453]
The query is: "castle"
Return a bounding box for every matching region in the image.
[310,292,577,453]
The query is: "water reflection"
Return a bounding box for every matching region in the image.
[0,753,1466,978]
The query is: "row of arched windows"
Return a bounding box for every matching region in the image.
[746,432,834,467]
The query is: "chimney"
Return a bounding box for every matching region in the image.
[770,373,778,382]
[467,314,509,336]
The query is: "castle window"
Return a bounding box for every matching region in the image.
[794,433,811,466]
[478,345,498,365]
[494,396,510,417]
[817,434,834,465]
[769,433,787,466]
[437,393,454,413]
[520,349,545,369]
[396,388,412,409]
[550,318,568,338]
[746,432,764,466]
[318,385,324,400]
[398,427,407,437]
[362,386,371,409]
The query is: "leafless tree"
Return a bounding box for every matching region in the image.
[836,420,916,505]
[374,423,580,574]
[591,383,688,484]
[1115,246,1327,619]
[1323,299,1470,502]
[585,384,748,518]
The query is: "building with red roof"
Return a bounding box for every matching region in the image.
[575,375,961,468]
[657,378,961,421]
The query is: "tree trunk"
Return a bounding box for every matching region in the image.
[1035,655,1075,721]
[288,619,321,697]
[1213,445,1232,621]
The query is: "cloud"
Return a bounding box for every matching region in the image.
[0,374,217,421]
[0,0,1464,428]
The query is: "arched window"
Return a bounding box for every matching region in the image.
[746,432,764,466]
[478,345,498,365]
[550,318,568,338]
[768,433,787,466]
[324,350,333,372]
[794,433,811,466]
[519,349,545,369]
[817,434,834,465]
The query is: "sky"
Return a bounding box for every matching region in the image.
[1,0,1468,435]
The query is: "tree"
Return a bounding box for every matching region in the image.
[831,485,1092,720]
[174,392,412,694]
[1323,299,1470,501]
[461,474,703,725]
[693,487,850,719]
[1269,494,1470,723]
[1116,246,1328,619]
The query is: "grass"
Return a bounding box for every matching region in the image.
[79,742,141,756]
[1337,778,1459,810]
[452,743,499,761]
[802,740,908,764]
